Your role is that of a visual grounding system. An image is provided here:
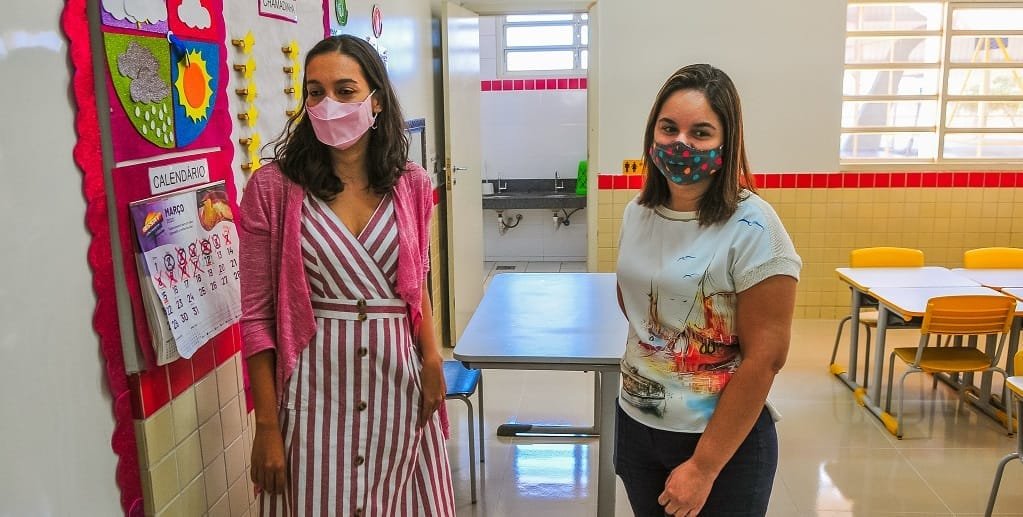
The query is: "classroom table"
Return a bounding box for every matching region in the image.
[864,285,1023,427]
[453,273,627,517]
[832,267,979,394]
[951,269,1023,290]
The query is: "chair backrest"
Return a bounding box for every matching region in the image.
[920,295,1015,337]
[850,247,925,267]
[963,247,1023,269]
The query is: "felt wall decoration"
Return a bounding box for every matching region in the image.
[101,0,168,34]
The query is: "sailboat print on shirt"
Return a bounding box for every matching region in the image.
[622,256,742,416]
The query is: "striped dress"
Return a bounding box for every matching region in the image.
[260,193,455,517]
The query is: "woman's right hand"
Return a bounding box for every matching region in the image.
[250,423,287,495]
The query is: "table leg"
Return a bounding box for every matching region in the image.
[833,289,864,394]
[596,370,619,517]
[849,289,862,381]
[868,304,890,406]
[1008,317,1021,377]
[496,372,601,437]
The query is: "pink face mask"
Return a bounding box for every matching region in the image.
[306,90,378,150]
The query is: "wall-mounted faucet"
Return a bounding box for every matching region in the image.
[554,170,565,191]
[496,210,522,235]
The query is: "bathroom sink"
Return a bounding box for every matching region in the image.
[482,190,585,210]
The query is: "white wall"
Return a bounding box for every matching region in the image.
[336,0,439,170]
[0,1,121,515]
[478,15,588,261]
[591,0,846,174]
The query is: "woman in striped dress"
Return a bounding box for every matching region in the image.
[239,35,455,516]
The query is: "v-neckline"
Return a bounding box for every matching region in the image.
[315,193,389,242]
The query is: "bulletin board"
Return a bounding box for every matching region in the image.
[61,0,333,513]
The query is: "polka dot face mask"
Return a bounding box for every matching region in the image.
[648,140,724,186]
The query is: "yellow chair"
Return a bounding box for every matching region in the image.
[830,247,925,389]
[882,295,1015,439]
[964,247,1023,269]
[985,351,1023,516]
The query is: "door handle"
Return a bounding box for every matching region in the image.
[452,166,468,171]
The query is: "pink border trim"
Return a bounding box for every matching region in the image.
[596,171,1023,189]
[481,77,587,91]
[61,1,143,514]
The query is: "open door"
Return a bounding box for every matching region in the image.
[440,1,484,341]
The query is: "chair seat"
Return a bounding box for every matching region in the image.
[1008,376,1023,398]
[444,360,481,397]
[893,346,993,372]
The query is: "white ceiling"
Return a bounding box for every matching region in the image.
[456,0,594,15]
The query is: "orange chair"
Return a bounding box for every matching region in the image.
[882,295,1016,439]
[985,350,1023,516]
[964,247,1023,269]
[830,247,925,388]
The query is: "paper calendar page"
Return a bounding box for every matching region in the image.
[129,181,241,358]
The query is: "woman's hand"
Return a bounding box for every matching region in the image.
[250,423,287,495]
[417,353,446,428]
[657,460,715,517]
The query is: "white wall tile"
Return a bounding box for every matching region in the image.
[481,90,587,181]
[484,209,587,261]
[480,58,498,80]
[479,15,497,36]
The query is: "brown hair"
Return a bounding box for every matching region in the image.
[268,35,409,200]
[637,64,756,225]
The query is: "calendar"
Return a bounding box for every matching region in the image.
[129,180,241,359]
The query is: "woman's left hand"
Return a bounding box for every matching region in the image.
[658,460,715,516]
[417,354,446,428]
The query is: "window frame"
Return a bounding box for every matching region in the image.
[497,13,588,78]
[842,0,1023,170]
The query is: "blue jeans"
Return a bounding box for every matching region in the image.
[614,403,778,517]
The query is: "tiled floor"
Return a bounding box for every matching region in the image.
[442,266,1023,516]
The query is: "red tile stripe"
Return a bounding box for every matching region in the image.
[481,77,587,92]
[596,172,1022,189]
[130,325,242,419]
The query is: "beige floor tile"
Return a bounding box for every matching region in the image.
[778,447,950,515]
[901,447,1023,514]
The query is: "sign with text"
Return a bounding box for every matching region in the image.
[149,157,210,195]
[259,0,298,22]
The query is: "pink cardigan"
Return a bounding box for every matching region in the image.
[239,161,447,434]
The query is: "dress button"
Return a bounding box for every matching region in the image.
[355,455,365,466]
[357,401,368,411]
[358,347,368,357]
[355,509,364,517]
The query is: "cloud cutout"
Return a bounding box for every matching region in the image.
[118,41,170,103]
[101,0,128,20]
[124,0,167,25]
[179,0,212,30]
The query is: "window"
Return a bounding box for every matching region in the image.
[842,2,1023,164]
[500,13,588,75]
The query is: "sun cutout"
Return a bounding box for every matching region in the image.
[174,49,213,122]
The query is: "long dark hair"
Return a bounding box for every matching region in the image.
[637,64,756,226]
[268,35,409,199]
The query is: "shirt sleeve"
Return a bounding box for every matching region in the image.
[239,169,278,358]
[730,200,802,293]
